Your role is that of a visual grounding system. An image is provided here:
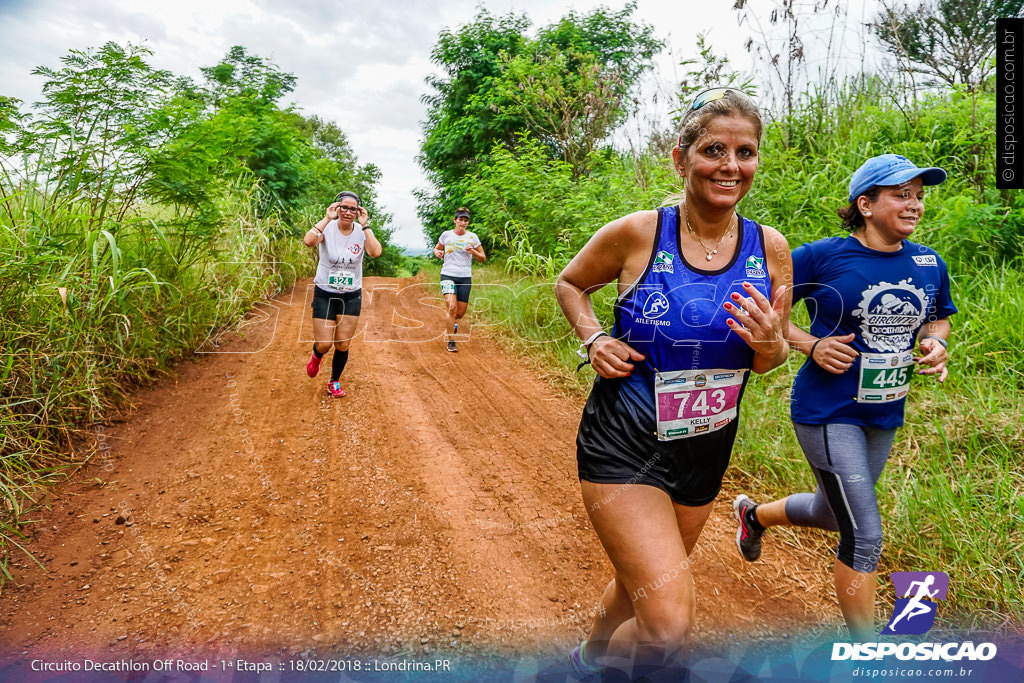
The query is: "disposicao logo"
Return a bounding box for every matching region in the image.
[882,571,948,635]
[831,570,998,663]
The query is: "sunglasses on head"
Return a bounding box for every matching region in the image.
[677,87,755,146]
[693,86,753,109]
[680,87,754,122]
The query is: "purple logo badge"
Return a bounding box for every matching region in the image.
[882,571,949,635]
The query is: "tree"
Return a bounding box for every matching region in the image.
[197,47,310,219]
[417,9,532,240]
[673,32,755,129]
[534,2,662,93]
[489,50,626,176]
[872,0,1024,93]
[490,3,662,177]
[24,42,175,223]
[418,3,662,244]
[199,45,297,107]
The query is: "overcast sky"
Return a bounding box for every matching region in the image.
[0,0,879,248]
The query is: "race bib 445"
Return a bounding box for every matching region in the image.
[857,351,915,403]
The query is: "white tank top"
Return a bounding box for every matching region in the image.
[314,220,366,293]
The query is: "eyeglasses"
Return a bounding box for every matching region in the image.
[337,205,360,214]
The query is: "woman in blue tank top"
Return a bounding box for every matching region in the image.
[555,88,793,676]
[732,155,955,641]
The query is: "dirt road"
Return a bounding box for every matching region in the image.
[0,276,837,670]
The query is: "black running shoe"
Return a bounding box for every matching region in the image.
[447,340,458,353]
[733,494,763,562]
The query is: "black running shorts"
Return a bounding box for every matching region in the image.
[311,285,362,319]
[440,275,472,303]
[576,374,740,507]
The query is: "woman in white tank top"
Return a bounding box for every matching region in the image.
[302,191,382,398]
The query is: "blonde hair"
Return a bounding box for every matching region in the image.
[677,90,763,151]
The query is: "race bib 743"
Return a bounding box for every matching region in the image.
[654,369,747,441]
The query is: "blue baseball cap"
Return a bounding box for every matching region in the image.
[848,154,946,202]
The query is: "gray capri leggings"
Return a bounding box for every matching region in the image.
[785,422,897,573]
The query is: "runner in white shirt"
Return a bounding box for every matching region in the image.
[302,191,382,397]
[433,207,485,353]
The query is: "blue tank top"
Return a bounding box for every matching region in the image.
[613,206,772,375]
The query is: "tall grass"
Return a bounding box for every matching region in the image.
[0,173,309,578]
[465,258,1023,626]
[455,80,1024,625]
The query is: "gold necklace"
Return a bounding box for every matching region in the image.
[684,203,735,261]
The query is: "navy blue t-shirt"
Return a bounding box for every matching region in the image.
[790,236,957,428]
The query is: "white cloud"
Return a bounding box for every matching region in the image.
[3,0,875,248]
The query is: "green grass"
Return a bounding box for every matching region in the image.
[448,81,1023,628]
[463,260,1024,629]
[0,178,312,578]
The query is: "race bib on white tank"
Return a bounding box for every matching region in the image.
[328,269,356,290]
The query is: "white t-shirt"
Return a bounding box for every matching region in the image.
[439,229,481,278]
[314,221,366,293]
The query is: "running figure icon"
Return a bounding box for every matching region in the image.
[882,571,949,635]
[887,575,938,630]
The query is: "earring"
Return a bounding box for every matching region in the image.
[863,211,872,216]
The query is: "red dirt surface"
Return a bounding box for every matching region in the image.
[0,276,840,668]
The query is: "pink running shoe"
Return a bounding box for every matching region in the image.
[306,353,321,378]
[326,381,346,398]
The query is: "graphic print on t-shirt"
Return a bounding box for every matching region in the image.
[444,236,476,253]
[852,278,927,353]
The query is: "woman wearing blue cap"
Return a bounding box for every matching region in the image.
[731,154,957,640]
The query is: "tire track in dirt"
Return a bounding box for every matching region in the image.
[0,275,839,664]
